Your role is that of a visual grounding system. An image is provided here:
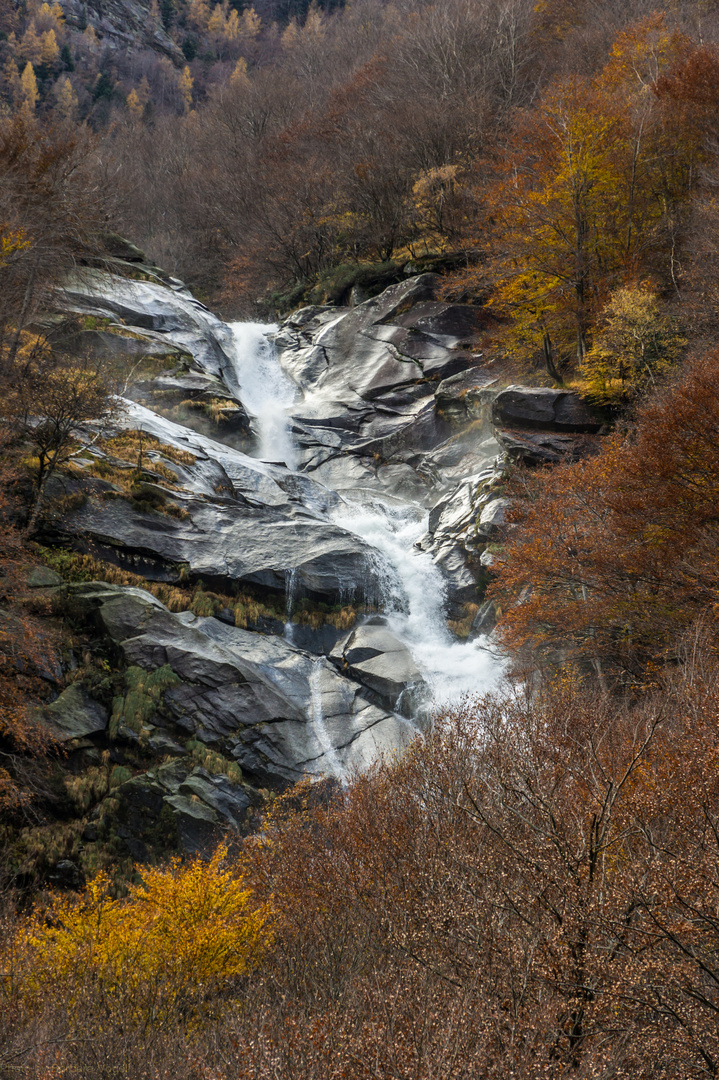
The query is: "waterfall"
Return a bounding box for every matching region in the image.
[284,567,298,645]
[333,500,504,707]
[226,322,299,469]
[226,319,504,714]
[309,659,346,782]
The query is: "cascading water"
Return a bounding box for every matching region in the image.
[309,659,346,782]
[226,320,504,715]
[226,322,299,469]
[332,500,504,708]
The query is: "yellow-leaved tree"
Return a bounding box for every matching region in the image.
[449,16,697,382]
[581,282,685,403]
[22,846,272,1029]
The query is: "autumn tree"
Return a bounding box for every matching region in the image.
[22,845,272,1031]
[7,341,119,535]
[0,115,114,374]
[581,282,685,403]
[490,347,719,678]
[449,16,697,380]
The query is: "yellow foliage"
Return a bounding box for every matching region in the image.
[231,56,249,84]
[126,87,143,119]
[55,75,77,120]
[20,22,43,65]
[40,27,59,63]
[186,0,210,32]
[241,5,261,38]
[580,283,686,403]
[178,64,193,112]
[207,2,226,36]
[20,62,38,112]
[0,227,30,264]
[22,845,272,1027]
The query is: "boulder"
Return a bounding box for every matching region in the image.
[329,622,425,713]
[492,386,602,433]
[27,567,63,588]
[43,682,108,742]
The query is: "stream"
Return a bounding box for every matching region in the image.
[225,321,504,716]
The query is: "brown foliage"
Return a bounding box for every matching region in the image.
[5,668,719,1078]
[490,348,719,678]
[0,114,112,371]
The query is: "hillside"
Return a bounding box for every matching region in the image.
[2,1,719,1077]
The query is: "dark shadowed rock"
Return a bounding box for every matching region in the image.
[492,386,602,433]
[495,427,603,465]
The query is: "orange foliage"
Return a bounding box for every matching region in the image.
[491,348,719,677]
[447,16,703,376]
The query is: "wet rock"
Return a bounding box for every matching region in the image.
[53,489,382,604]
[329,622,425,713]
[178,768,251,828]
[472,600,498,637]
[63,269,238,385]
[476,498,513,541]
[434,370,497,425]
[71,583,416,786]
[275,275,487,498]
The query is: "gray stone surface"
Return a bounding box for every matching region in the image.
[43,682,108,742]
[69,583,416,786]
[62,270,238,385]
[495,427,602,465]
[329,622,425,712]
[54,488,382,604]
[274,275,489,502]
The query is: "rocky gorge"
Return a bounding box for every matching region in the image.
[31,255,605,874]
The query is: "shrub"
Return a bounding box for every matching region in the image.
[21,845,271,1030]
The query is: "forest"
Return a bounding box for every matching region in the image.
[2,0,719,1076]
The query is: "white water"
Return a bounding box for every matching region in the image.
[309,659,347,782]
[226,320,504,714]
[333,499,504,709]
[226,322,299,469]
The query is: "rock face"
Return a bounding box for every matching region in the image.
[30,264,614,885]
[63,270,239,388]
[492,386,604,465]
[61,0,183,62]
[55,485,383,603]
[72,581,414,783]
[274,275,490,502]
[49,404,381,606]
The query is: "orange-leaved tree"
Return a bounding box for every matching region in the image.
[490,347,719,678]
[449,16,697,380]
